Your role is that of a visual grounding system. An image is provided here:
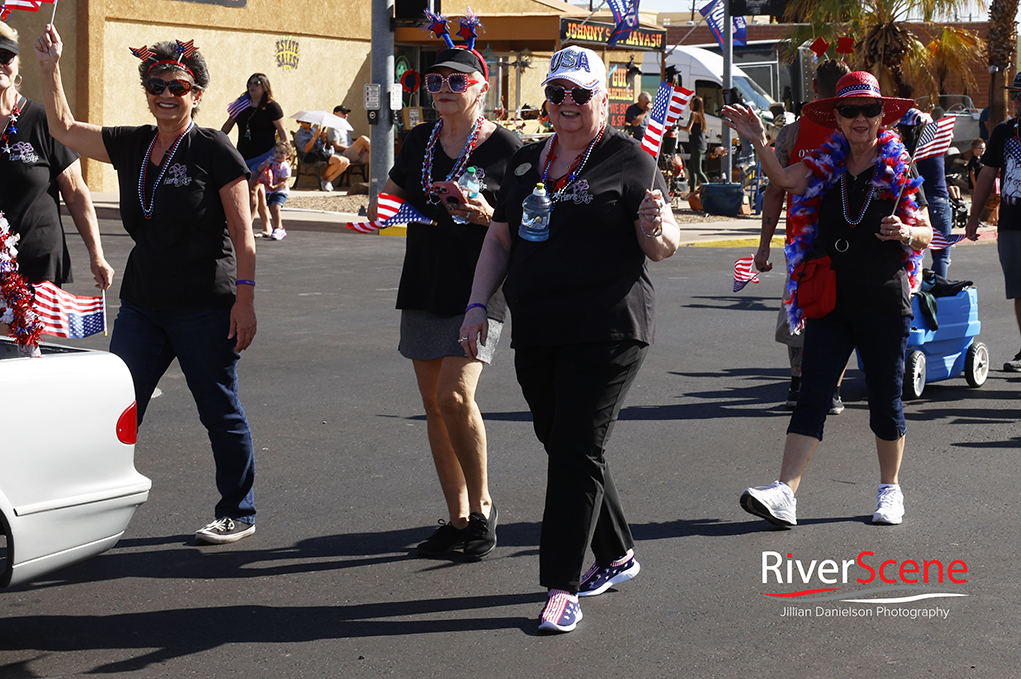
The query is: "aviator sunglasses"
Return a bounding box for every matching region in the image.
[144,78,195,97]
[835,102,884,119]
[424,73,480,94]
[544,84,595,106]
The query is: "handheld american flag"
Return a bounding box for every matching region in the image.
[733,255,760,292]
[227,93,253,119]
[346,193,434,233]
[606,0,640,48]
[640,82,694,158]
[913,117,956,161]
[33,281,106,339]
[928,230,966,251]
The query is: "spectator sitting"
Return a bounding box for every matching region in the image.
[327,104,370,167]
[295,120,344,192]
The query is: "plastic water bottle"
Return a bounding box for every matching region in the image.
[459,166,481,200]
[519,183,552,242]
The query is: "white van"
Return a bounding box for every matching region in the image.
[642,45,780,154]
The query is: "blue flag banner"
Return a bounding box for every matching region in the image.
[699,0,747,50]
[606,0,641,48]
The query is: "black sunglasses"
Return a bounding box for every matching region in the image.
[0,51,16,66]
[835,102,883,119]
[544,84,594,106]
[1009,91,1021,102]
[144,78,195,97]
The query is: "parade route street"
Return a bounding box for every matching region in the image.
[1,219,1018,678]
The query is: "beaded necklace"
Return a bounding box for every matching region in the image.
[421,116,484,205]
[1,101,22,156]
[540,123,605,202]
[138,122,193,220]
[839,167,875,226]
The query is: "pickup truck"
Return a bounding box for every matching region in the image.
[916,94,982,153]
[0,337,150,586]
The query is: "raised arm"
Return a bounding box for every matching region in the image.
[721,103,809,196]
[33,25,110,163]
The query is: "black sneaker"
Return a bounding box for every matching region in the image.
[195,517,255,545]
[785,386,799,409]
[829,395,845,415]
[462,505,498,560]
[1004,351,1021,372]
[417,521,467,558]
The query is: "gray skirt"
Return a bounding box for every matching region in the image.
[399,309,503,364]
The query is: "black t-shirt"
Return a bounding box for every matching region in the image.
[815,167,915,316]
[494,126,666,348]
[102,124,250,310]
[234,101,284,160]
[624,102,646,138]
[389,122,521,319]
[0,97,79,284]
[980,119,1020,231]
[966,155,983,189]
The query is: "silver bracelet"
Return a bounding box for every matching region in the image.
[640,219,663,238]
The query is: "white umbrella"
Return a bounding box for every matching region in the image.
[289,110,347,129]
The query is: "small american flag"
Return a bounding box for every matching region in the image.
[33,282,106,339]
[2,0,55,12]
[913,117,956,161]
[640,83,694,158]
[227,93,252,119]
[346,193,434,233]
[733,255,760,292]
[928,230,966,251]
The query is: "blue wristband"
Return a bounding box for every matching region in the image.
[465,303,487,314]
[236,279,256,286]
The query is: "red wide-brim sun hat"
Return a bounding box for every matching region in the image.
[800,71,915,129]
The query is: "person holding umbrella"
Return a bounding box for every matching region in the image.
[292,110,348,192]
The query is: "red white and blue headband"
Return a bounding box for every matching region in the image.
[130,40,198,79]
[422,6,488,81]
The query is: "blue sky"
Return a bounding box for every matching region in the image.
[627,0,993,22]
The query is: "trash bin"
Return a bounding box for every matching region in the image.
[700,183,744,217]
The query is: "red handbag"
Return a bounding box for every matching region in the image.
[793,255,836,319]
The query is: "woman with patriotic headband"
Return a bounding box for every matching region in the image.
[723,71,933,530]
[461,44,679,633]
[34,25,259,545]
[369,9,520,563]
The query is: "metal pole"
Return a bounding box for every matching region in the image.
[370,0,396,205]
[722,0,733,183]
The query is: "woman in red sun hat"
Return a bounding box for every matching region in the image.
[723,71,932,530]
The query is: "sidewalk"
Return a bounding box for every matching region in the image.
[89,191,999,247]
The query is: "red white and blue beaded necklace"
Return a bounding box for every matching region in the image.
[1,99,21,156]
[138,122,193,219]
[421,115,484,205]
[540,123,605,202]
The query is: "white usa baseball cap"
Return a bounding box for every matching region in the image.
[542,46,606,91]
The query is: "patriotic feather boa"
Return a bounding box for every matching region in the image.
[783,128,924,333]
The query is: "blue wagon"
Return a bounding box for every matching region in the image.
[902,287,989,399]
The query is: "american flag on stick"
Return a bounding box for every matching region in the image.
[346,193,434,233]
[33,281,106,339]
[226,93,252,119]
[640,82,694,158]
[913,117,956,161]
[733,255,760,292]
[928,230,966,251]
[1,0,55,12]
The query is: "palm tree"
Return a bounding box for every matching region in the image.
[986,0,1018,127]
[780,0,982,101]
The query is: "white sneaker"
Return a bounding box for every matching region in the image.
[323,181,334,192]
[740,481,797,527]
[872,485,904,524]
[271,228,286,240]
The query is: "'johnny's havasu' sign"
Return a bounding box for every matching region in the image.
[560,18,665,51]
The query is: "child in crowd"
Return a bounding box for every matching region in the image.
[257,141,292,240]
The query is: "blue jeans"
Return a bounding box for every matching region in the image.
[927,197,952,278]
[789,311,910,442]
[110,301,256,523]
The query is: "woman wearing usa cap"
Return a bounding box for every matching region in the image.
[371,10,521,563]
[34,25,259,545]
[460,45,679,633]
[723,71,932,530]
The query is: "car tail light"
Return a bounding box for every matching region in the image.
[117,402,138,444]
